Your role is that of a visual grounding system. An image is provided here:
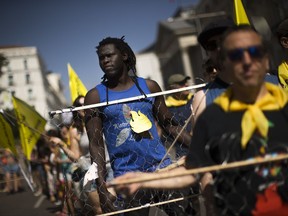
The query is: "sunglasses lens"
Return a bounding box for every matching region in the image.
[227,49,244,61]
[248,46,264,58]
[227,46,265,62]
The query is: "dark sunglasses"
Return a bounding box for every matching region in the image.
[205,40,219,51]
[226,45,266,62]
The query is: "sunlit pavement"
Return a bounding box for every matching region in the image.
[0,180,60,216]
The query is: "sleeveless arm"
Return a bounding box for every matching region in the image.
[84,88,116,212]
[146,79,191,147]
[192,89,206,124]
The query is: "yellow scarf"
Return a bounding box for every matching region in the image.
[214,83,287,149]
[278,61,288,92]
[165,93,193,107]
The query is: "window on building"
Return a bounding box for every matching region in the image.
[28,88,33,100]
[26,73,31,84]
[7,65,11,72]
[24,59,28,69]
[8,75,13,86]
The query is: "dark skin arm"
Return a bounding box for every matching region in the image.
[146,79,191,147]
[84,88,116,213]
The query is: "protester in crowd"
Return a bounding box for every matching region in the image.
[276,17,288,91]
[192,18,236,122]
[50,95,106,215]
[47,127,72,214]
[110,24,288,216]
[202,58,217,82]
[164,73,194,159]
[2,148,22,194]
[192,18,279,123]
[84,36,192,215]
[30,147,46,197]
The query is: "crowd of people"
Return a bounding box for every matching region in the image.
[1,16,288,216]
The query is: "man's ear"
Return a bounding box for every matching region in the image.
[280,37,288,48]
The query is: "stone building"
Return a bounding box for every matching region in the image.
[0,46,67,128]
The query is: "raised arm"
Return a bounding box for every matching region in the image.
[191,89,206,124]
[109,166,196,196]
[49,129,81,162]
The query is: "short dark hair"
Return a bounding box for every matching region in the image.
[96,36,136,73]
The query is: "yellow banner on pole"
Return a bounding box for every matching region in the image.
[234,0,250,25]
[0,113,17,156]
[68,63,87,103]
[12,96,46,160]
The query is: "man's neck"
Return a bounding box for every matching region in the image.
[107,75,134,91]
[231,84,268,104]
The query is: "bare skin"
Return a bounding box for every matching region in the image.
[85,42,192,213]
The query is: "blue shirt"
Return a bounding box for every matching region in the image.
[96,77,171,177]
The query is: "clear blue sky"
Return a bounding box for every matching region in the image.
[0,0,199,101]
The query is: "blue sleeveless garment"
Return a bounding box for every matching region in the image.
[96,77,171,177]
[203,77,230,106]
[204,75,279,106]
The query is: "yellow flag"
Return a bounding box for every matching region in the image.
[233,0,250,25]
[68,63,88,103]
[0,113,17,156]
[12,96,47,160]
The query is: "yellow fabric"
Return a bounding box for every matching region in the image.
[278,61,288,92]
[68,63,88,103]
[233,0,250,25]
[130,110,152,133]
[165,93,193,107]
[12,96,47,160]
[214,83,287,149]
[0,114,17,156]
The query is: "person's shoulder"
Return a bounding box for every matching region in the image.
[144,78,161,93]
[85,86,100,104]
[265,72,279,85]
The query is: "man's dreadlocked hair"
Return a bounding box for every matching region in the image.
[96,36,147,102]
[96,36,136,75]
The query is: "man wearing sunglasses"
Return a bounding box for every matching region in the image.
[193,19,279,124]
[110,24,288,216]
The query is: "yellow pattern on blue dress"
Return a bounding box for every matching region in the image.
[129,110,152,133]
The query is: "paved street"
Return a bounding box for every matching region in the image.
[0,179,60,216]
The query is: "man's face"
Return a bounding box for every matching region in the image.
[170,80,190,96]
[205,35,222,65]
[221,30,269,88]
[98,44,126,78]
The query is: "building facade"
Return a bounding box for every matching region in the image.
[0,46,67,128]
[136,1,288,90]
